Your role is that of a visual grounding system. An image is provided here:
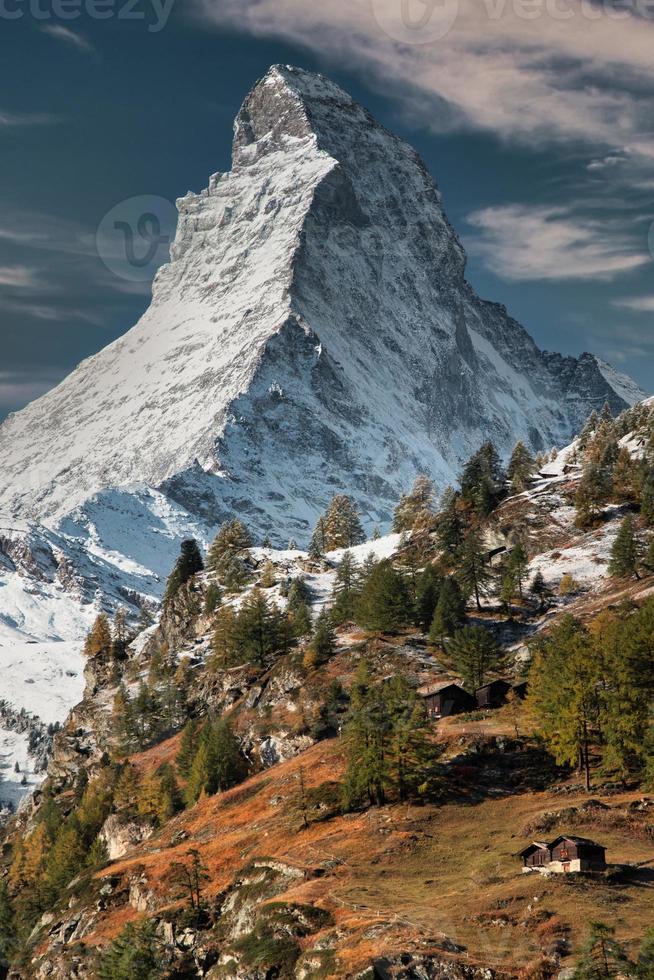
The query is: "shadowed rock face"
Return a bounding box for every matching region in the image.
[0,65,645,618]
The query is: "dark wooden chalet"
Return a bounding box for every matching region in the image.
[520,835,606,874]
[475,679,512,710]
[520,842,550,869]
[549,836,606,872]
[420,682,476,720]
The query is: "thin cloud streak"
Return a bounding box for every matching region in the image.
[40,25,96,54]
[465,205,649,281]
[612,295,654,312]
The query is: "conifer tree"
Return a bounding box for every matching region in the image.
[447,625,503,691]
[306,609,336,666]
[113,764,140,817]
[233,588,282,666]
[575,462,610,528]
[111,607,129,660]
[317,495,365,550]
[574,921,630,980]
[211,605,239,667]
[609,515,640,579]
[164,538,204,603]
[309,516,328,557]
[96,918,164,980]
[137,771,163,826]
[429,576,465,644]
[176,719,200,779]
[460,441,505,516]
[355,560,410,633]
[343,668,435,808]
[456,529,492,610]
[166,848,209,914]
[157,763,183,824]
[111,683,134,752]
[414,564,442,632]
[393,474,436,532]
[612,446,635,501]
[507,541,529,598]
[436,486,466,560]
[286,578,312,639]
[507,441,535,492]
[84,612,112,658]
[204,582,222,615]
[44,822,86,895]
[185,718,245,805]
[578,409,599,450]
[641,472,654,526]
[260,560,276,588]
[206,519,252,591]
[331,551,360,624]
[528,617,599,790]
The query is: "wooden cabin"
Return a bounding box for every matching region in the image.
[520,835,606,874]
[548,836,606,873]
[420,682,476,720]
[520,842,550,870]
[475,679,512,710]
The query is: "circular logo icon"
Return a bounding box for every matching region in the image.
[96,195,178,282]
[371,0,460,44]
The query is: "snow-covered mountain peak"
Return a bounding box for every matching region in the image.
[0,65,647,643]
[232,65,357,164]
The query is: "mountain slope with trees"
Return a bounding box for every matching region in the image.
[2,400,654,977]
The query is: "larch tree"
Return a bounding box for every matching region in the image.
[84,613,112,659]
[317,494,365,550]
[393,474,436,532]
[507,440,535,491]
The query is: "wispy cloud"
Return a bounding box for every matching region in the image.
[612,295,654,312]
[193,0,654,151]
[0,110,61,128]
[465,205,648,281]
[0,265,37,288]
[40,24,95,54]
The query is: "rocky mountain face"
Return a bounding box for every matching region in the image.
[0,65,645,633]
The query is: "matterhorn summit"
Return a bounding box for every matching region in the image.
[0,65,644,636]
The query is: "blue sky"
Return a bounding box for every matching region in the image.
[1,0,653,420]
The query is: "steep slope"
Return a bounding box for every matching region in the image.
[0,65,645,634]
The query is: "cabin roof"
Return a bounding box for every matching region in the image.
[475,679,512,694]
[519,841,549,857]
[418,681,468,696]
[549,834,604,849]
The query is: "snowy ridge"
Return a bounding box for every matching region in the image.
[0,64,646,649]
